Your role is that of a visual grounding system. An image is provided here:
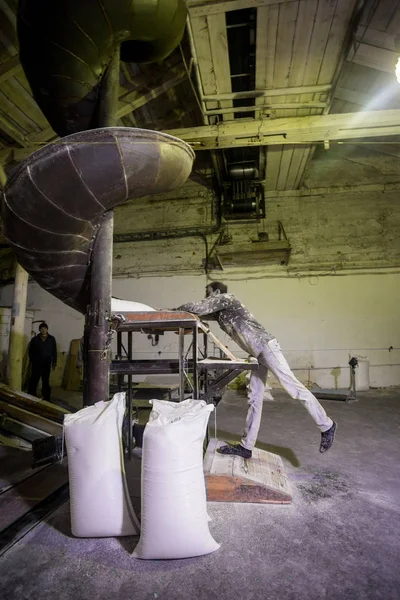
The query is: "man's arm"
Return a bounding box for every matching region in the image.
[28,338,35,362]
[176,293,233,317]
[52,337,57,368]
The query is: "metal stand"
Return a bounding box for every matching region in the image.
[110,312,259,459]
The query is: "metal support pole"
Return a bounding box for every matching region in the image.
[116,331,123,392]
[83,47,119,407]
[0,165,29,391]
[84,210,113,405]
[179,328,185,402]
[192,325,199,399]
[127,331,133,459]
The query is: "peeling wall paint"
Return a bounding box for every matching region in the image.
[112,185,400,276]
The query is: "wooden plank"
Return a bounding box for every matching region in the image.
[189,15,218,113]
[1,77,49,129]
[197,321,238,361]
[272,1,299,115]
[204,439,292,504]
[334,86,369,106]
[165,109,400,149]
[205,101,327,115]
[0,414,50,443]
[386,3,400,35]
[207,13,233,121]
[368,0,398,32]
[0,446,46,494]
[293,144,312,188]
[188,0,298,17]
[355,25,397,50]
[0,384,70,423]
[284,145,309,189]
[0,55,21,84]
[0,402,63,436]
[347,42,398,74]
[300,0,337,112]
[203,84,332,102]
[287,0,318,116]
[255,4,279,113]
[276,144,295,190]
[117,70,187,118]
[318,0,359,85]
[0,110,28,146]
[0,462,68,533]
[265,145,283,191]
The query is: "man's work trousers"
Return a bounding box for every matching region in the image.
[28,362,51,401]
[241,338,333,451]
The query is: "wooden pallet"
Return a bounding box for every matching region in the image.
[204,439,292,504]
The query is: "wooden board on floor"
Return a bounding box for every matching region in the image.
[204,439,292,504]
[0,461,68,533]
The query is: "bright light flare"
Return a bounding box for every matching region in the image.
[396,57,400,83]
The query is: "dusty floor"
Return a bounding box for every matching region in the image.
[1,387,400,600]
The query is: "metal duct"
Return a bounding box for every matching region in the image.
[228,165,258,179]
[17,0,187,136]
[2,128,194,313]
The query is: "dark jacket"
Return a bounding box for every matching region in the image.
[29,334,57,367]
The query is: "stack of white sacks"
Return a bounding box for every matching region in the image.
[64,392,220,559]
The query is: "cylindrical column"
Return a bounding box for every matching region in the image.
[83,47,119,406]
[84,210,113,405]
[7,261,29,390]
[0,164,29,390]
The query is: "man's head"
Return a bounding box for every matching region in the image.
[205,281,228,298]
[39,322,49,337]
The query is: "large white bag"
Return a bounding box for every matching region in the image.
[111,297,155,312]
[133,399,220,559]
[64,392,140,538]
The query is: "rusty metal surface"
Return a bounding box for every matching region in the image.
[17,0,187,137]
[2,129,194,313]
[113,311,199,331]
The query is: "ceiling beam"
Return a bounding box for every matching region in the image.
[187,0,297,18]
[165,109,400,150]
[5,109,400,164]
[204,101,328,116]
[347,42,398,75]
[117,70,187,118]
[1,70,188,154]
[203,84,332,102]
[0,55,22,84]
[334,87,370,106]
[355,26,397,52]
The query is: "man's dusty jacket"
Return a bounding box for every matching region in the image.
[177,292,275,357]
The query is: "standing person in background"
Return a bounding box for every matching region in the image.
[176,281,337,459]
[28,322,57,402]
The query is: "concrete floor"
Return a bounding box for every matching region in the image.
[1,387,400,600]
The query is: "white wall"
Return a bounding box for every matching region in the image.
[2,270,398,389]
[113,271,400,389]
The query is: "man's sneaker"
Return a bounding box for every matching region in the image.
[217,443,252,459]
[319,421,337,453]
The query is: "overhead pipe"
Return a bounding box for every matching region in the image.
[17,0,188,137]
[2,0,194,315]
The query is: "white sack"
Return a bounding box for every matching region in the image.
[111,297,155,312]
[133,399,220,559]
[64,392,140,538]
